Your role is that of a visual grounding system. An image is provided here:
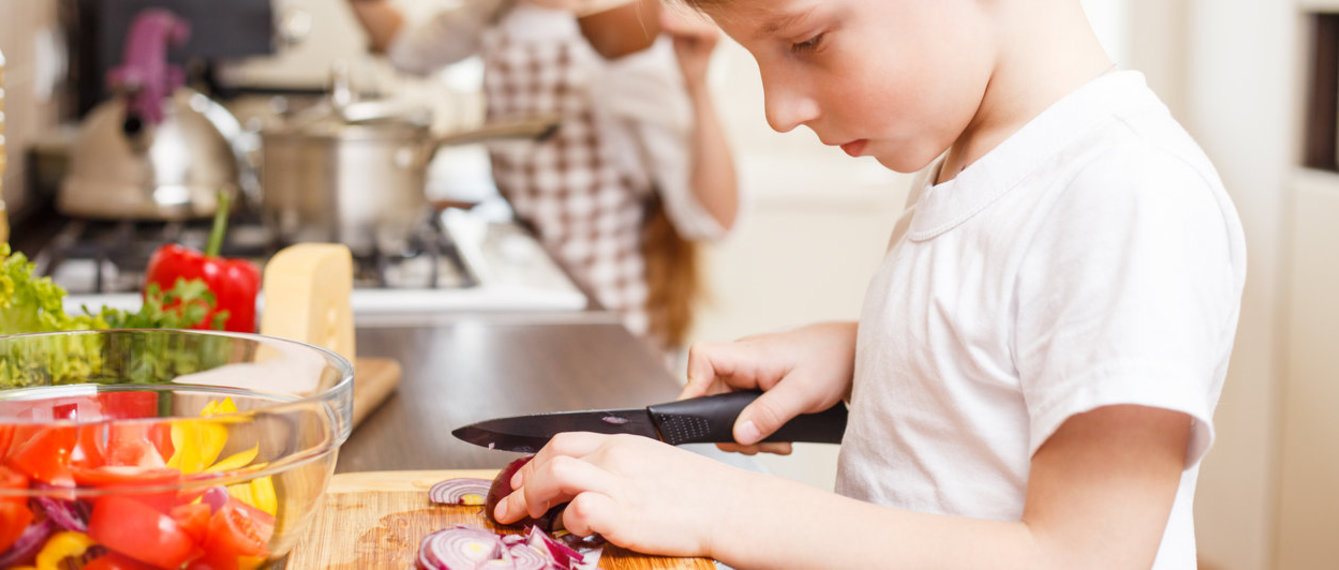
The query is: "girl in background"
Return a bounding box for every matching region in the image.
[348,0,741,357]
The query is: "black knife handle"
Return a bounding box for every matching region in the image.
[646,390,848,446]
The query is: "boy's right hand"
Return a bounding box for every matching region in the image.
[681,321,858,453]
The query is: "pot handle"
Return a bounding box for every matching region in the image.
[417,114,561,165]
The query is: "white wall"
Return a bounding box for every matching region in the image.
[1178,1,1292,568]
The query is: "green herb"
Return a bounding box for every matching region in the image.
[1,243,232,388]
[1,243,107,334]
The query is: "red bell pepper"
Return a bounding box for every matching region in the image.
[143,193,259,333]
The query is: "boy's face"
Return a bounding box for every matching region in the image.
[702,0,996,173]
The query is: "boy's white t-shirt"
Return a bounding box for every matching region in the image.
[835,71,1246,569]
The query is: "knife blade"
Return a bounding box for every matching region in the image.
[451,390,848,453]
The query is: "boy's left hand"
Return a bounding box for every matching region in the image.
[492,432,759,558]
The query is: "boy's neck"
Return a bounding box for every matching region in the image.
[937,0,1114,185]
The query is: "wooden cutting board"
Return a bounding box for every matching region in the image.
[351,357,400,429]
[285,470,715,569]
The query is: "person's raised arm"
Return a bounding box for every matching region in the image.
[346,0,405,54]
[661,9,738,230]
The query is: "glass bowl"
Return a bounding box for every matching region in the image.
[0,329,353,569]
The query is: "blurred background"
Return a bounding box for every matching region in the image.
[0,0,1325,568]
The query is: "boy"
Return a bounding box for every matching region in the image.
[494,0,1246,568]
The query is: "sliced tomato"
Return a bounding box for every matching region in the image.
[82,552,160,570]
[70,423,108,469]
[0,425,14,458]
[5,425,76,485]
[89,496,196,568]
[71,465,181,513]
[0,500,34,553]
[0,465,27,505]
[107,423,173,467]
[105,437,168,469]
[185,550,239,570]
[98,391,160,419]
[70,465,180,487]
[171,502,212,544]
[203,499,274,559]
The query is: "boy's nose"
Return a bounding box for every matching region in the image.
[761,71,820,134]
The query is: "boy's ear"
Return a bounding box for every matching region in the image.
[577,0,663,59]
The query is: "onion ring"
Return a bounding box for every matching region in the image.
[429,478,492,506]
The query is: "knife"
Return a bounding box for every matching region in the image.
[451,390,848,453]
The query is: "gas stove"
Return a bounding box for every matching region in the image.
[31,209,590,323]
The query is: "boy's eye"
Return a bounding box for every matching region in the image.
[790,32,826,54]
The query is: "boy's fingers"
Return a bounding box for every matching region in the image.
[498,452,618,522]
[733,380,811,445]
[681,341,727,399]
[512,432,607,489]
[560,491,618,538]
[682,340,766,399]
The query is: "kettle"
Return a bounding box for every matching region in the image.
[57,9,249,221]
[59,88,248,220]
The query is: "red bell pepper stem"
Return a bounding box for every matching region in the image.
[206,192,230,258]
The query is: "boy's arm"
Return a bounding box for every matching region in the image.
[498,403,1188,569]
[713,404,1190,568]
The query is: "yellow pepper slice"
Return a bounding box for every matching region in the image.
[168,397,236,473]
[228,474,277,517]
[206,445,259,473]
[35,531,96,570]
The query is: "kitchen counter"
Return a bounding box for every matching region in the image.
[340,319,682,472]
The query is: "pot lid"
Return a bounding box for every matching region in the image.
[264,99,433,140]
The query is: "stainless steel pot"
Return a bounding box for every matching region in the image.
[259,103,556,254]
[58,88,250,220]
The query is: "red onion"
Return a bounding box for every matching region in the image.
[415,525,599,570]
[485,456,558,531]
[429,478,492,506]
[417,525,502,569]
[202,485,230,513]
[32,495,90,532]
[524,526,580,568]
[0,519,56,567]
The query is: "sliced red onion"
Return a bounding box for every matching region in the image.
[525,526,578,567]
[0,519,56,567]
[429,478,492,506]
[417,525,504,570]
[416,524,601,570]
[32,495,90,532]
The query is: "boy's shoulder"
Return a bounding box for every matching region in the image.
[1048,78,1226,210]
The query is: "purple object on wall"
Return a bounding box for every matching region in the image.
[105,8,191,126]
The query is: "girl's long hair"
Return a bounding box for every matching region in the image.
[642,196,699,352]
